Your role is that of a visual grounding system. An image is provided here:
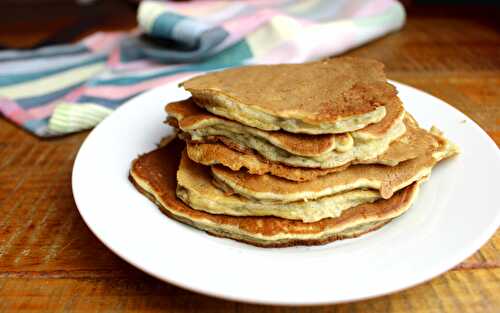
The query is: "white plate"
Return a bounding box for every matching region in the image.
[73,80,500,305]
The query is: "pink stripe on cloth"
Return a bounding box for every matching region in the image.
[352,0,394,17]
[197,2,229,17]
[222,8,279,36]
[26,103,58,119]
[244,0,289,6]
[165,1,229,17]
[60,86,88,102]
[80,32,106,49]
[112,60,166,72]
[0,98,32,124]
[11,110,34,125]
[82,73,194,100]
[0,98,21,115]
[107,47,122,67]
[82,32,125,53]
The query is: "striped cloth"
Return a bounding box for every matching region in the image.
[0,0,405,137]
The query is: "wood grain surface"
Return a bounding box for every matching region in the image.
[0,3,499,312]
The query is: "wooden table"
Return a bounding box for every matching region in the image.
[0,4,499,312]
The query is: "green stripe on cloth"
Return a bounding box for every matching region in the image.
[0,62,106,100]
[48,102,112,135]
[0,54,107,87]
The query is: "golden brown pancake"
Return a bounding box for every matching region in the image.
[177,150,381,222]
[185,114,437,182]
[166,100,406,169]
[354,97,405,141]
[129,140,421,247]
[166,95,404,158]
[358,114,436,165]
[166,98,352,157]
[181,57,396,134]
[187,141,348,182]
[211,126,458,202]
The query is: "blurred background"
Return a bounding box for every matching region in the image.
[0,1,497,50]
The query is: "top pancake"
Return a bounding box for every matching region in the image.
[129,139,421,247]
[181,57,397,134]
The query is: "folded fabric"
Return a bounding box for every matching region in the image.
[0,0,405,137]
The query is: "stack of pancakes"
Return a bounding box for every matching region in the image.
[130,57,459,247]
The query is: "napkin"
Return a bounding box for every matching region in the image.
[0,0,405,137]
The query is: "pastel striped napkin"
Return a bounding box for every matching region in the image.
[0,0,405,137]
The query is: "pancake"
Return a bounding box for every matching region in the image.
[166,95,404,158]
[166,98,353,157]
[187,142,348,182]
[211,126,458,202]
[177,150,381,223]
[354,97,405,141]
[180,119,404,170]
[180,57,396,134]
[185,114,430,182]
[167,105,406,170]
[129,140,421,247]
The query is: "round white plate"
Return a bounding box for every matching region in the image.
[73,80,500,305]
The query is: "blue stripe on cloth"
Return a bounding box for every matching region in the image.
[170,17,212,48]
[120,23,229,63]
[107,39,251,86]
[15,83,85,109]
[0,54,108,87]
[0,44,89,62]
[0,52,98,74]
[23,117,50,137]
[150,12,185,39]
[76,95,136,109]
